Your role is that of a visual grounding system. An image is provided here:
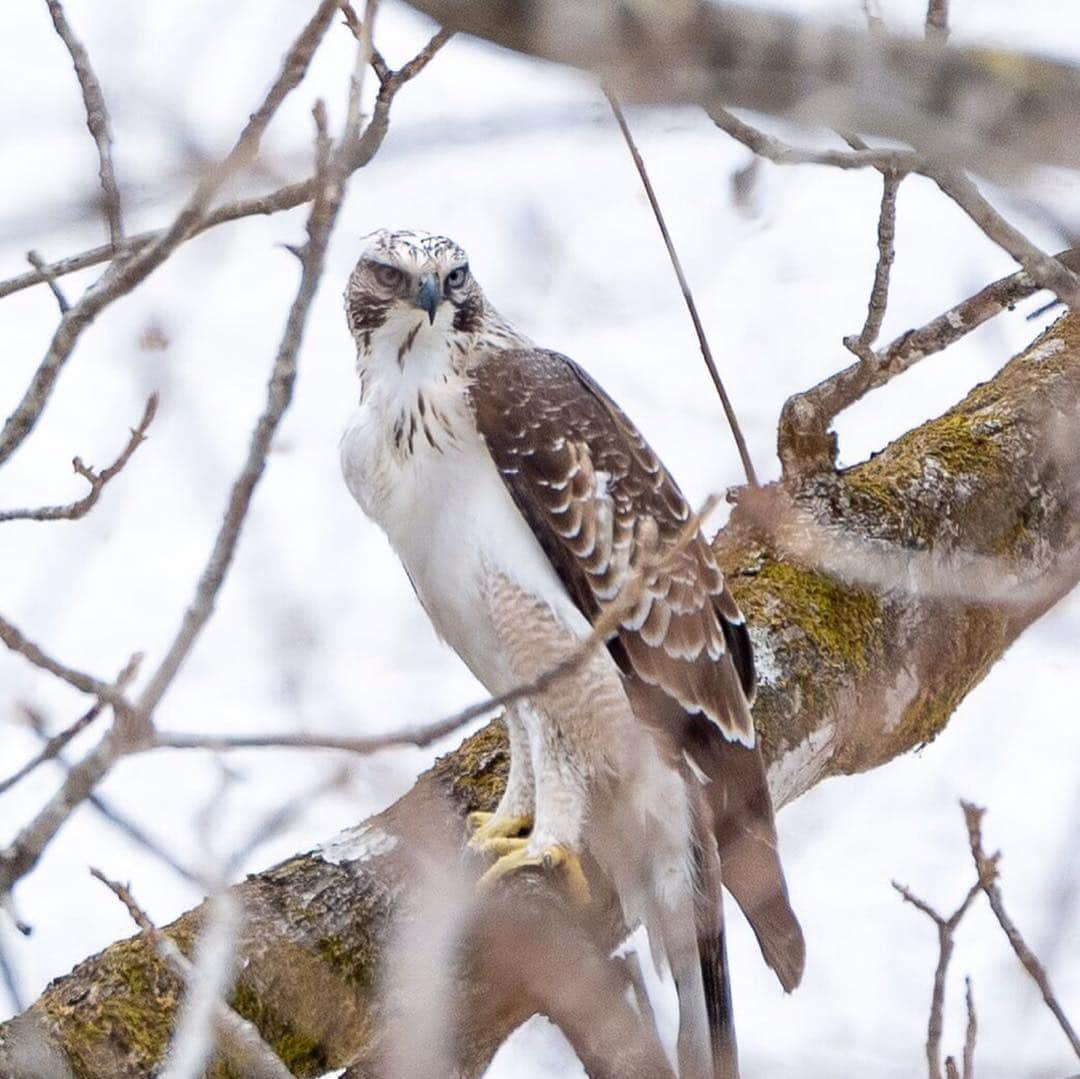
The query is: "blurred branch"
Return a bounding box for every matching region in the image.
[5,315,1080,1076]
[604,90,758,486]
[399,0,1080,172]
[0,28,451,305]
[0,394,157,523]
[962,976,976,1079]
[0,655,141,897]
[0,704,105,798]
[24,251,69,314]
[926,0,950,44]
[90,873,295,1079]
[44,0,125,247]
[962,802,1080,1060]
[710,107,919,171]
[892,877,980,1079]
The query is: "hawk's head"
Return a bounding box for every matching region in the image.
[344,229,487,356]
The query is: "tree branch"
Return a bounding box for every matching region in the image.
[962,802,1080,1060]
[605,90,757,486]
[0,394,157,523]
[399,0,1080,172]
[44,0,125,247]
[4,314,1079,1075]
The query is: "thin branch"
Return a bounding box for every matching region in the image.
[0,29,452,306]
[961,802,1080,1060]
[962,976,976,1079]
[709,107,1080,312]
[0,615,131,708]
[90,872,294,1079]
[926,0,950,44]
[158,495,720,761]
[926,167,1080,309]
[893,877,981,1079]
[0,931,23,1014]
[0,704,105,798]
[25,251,69,314]
[16,707,207,888]
[0,655,142,896]
[846,169,905,357]
[0,0,342,469]
[45,0,124,247]
[0,394,157,523]
[710,108,918,171]
[605,91,758,487]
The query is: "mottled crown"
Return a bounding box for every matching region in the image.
[358,228,468,271]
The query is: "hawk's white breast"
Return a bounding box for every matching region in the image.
[340,328,591,693]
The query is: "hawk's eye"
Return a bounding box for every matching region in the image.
[372,263,404,289]
[445,265,469,290]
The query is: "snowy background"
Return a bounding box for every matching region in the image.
[1,1,1077,1075]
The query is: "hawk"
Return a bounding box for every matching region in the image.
[340,229,803,1078]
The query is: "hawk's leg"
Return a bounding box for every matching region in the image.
[476,706,591,906]
[468,703,534,849]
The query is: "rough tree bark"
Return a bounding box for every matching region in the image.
[1,313,1078,1077]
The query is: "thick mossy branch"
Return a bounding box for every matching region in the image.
[2,316,1078,1077]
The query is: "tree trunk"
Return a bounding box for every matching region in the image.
[2,314,1077,1078]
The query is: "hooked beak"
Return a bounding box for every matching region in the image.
[415,273,440,324]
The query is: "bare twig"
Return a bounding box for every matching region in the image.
[847,169,905,356]
[710,108,917,171]
[0,394,157,523]
[926,0,950,44]
[25,251,69,313]
[17,708,206,887]
[45,0,124,247]
[0,0,341,469]
[893,877,981,1079]
[0,704,105,797]
[0,655,142,896]
[961,802,1080,1060]
[605,91,758,486]
[926,168,1080,309]
[90,872,294,1079]
[962,976,976,1079]
[159,494,719,761]
[0,615,130,707]
[0,931,23,1013]
[0,29,451,306]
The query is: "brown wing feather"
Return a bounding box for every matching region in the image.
[469,346,754,744]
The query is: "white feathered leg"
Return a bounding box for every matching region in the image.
[468,702,535,847]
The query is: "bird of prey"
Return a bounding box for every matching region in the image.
[340,229,804,1078]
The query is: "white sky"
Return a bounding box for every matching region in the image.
[0,1,1077,1076]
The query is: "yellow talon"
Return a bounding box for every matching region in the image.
[467,812,533,850]
[476,843,592,907]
